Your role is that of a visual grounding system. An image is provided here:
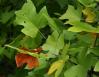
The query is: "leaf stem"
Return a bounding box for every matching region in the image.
[4,44,39,58]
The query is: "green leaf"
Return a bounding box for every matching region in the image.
[0,32,6,45]
[68,26,83,32]
[42,31,64,58]
[37,6,48,29]
[67,21,99,33]
[78,0,96,7]
[64,65,87,77]
[0,11,14,24]
[63,30,77,40]
[60,5,82,22]
[96,0,99,2]
[44,14,61,33]
[56,0,68,8]
[20,33,42,49]
[9,34,24,46]
[88,47,99,56]
[77,33,95,45]
[15,0,38,38]
[3,48,15,59]
[60,5,99,33]
[34,58,48,71]
[0,47,4,55]
[64,65,79,77]
[77,47,93,69]
[94,61,99,72]
[15,0,48,38]
[33,0,45,7]
[15,15,38,38]
[60,44,70,60]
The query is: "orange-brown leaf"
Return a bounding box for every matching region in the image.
[15,53,39,69]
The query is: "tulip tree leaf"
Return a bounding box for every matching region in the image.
[67,21,99,33]
[60,5,99,33]
[60,5,82,22]
[15,0,48,38]
[42,31,64,58]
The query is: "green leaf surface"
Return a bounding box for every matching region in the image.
[44,15,61,33]
[78,0,96,7]
[15,0,38,37]
[15,0,48,38]
[20,33,42,49]
[88,47,99,56]
[42,31,64,58]
[0,11,14,24]
[33,58,48,71]
[77,33,95,45]
[37,7,48,29]
[77,47,93,69]
[64,65,86,77]
[56,0,68,8]
[94,61,99,72]
[63,30,77,40]
[33,0,45,7]
[67,21,99,33]
[60,5,82,22]
[0,47,4,55]
[60,5,99,33]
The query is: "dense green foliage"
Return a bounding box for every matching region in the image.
[0,0,99,77]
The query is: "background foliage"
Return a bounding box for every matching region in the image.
[0,0,99,77]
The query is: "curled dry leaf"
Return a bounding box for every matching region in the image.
[15,53,39,69]
[15,47,42,69]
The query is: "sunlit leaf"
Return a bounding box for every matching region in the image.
[42,31,64,58]
[60,5,82,22]
[67,21,99,33]
[55,55,69,77]
[60,5,99,33]
[47,60,64,75]
[15,0,48,38]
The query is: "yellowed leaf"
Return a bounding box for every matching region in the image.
[82,8,96,23]
[47,60,64,75]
